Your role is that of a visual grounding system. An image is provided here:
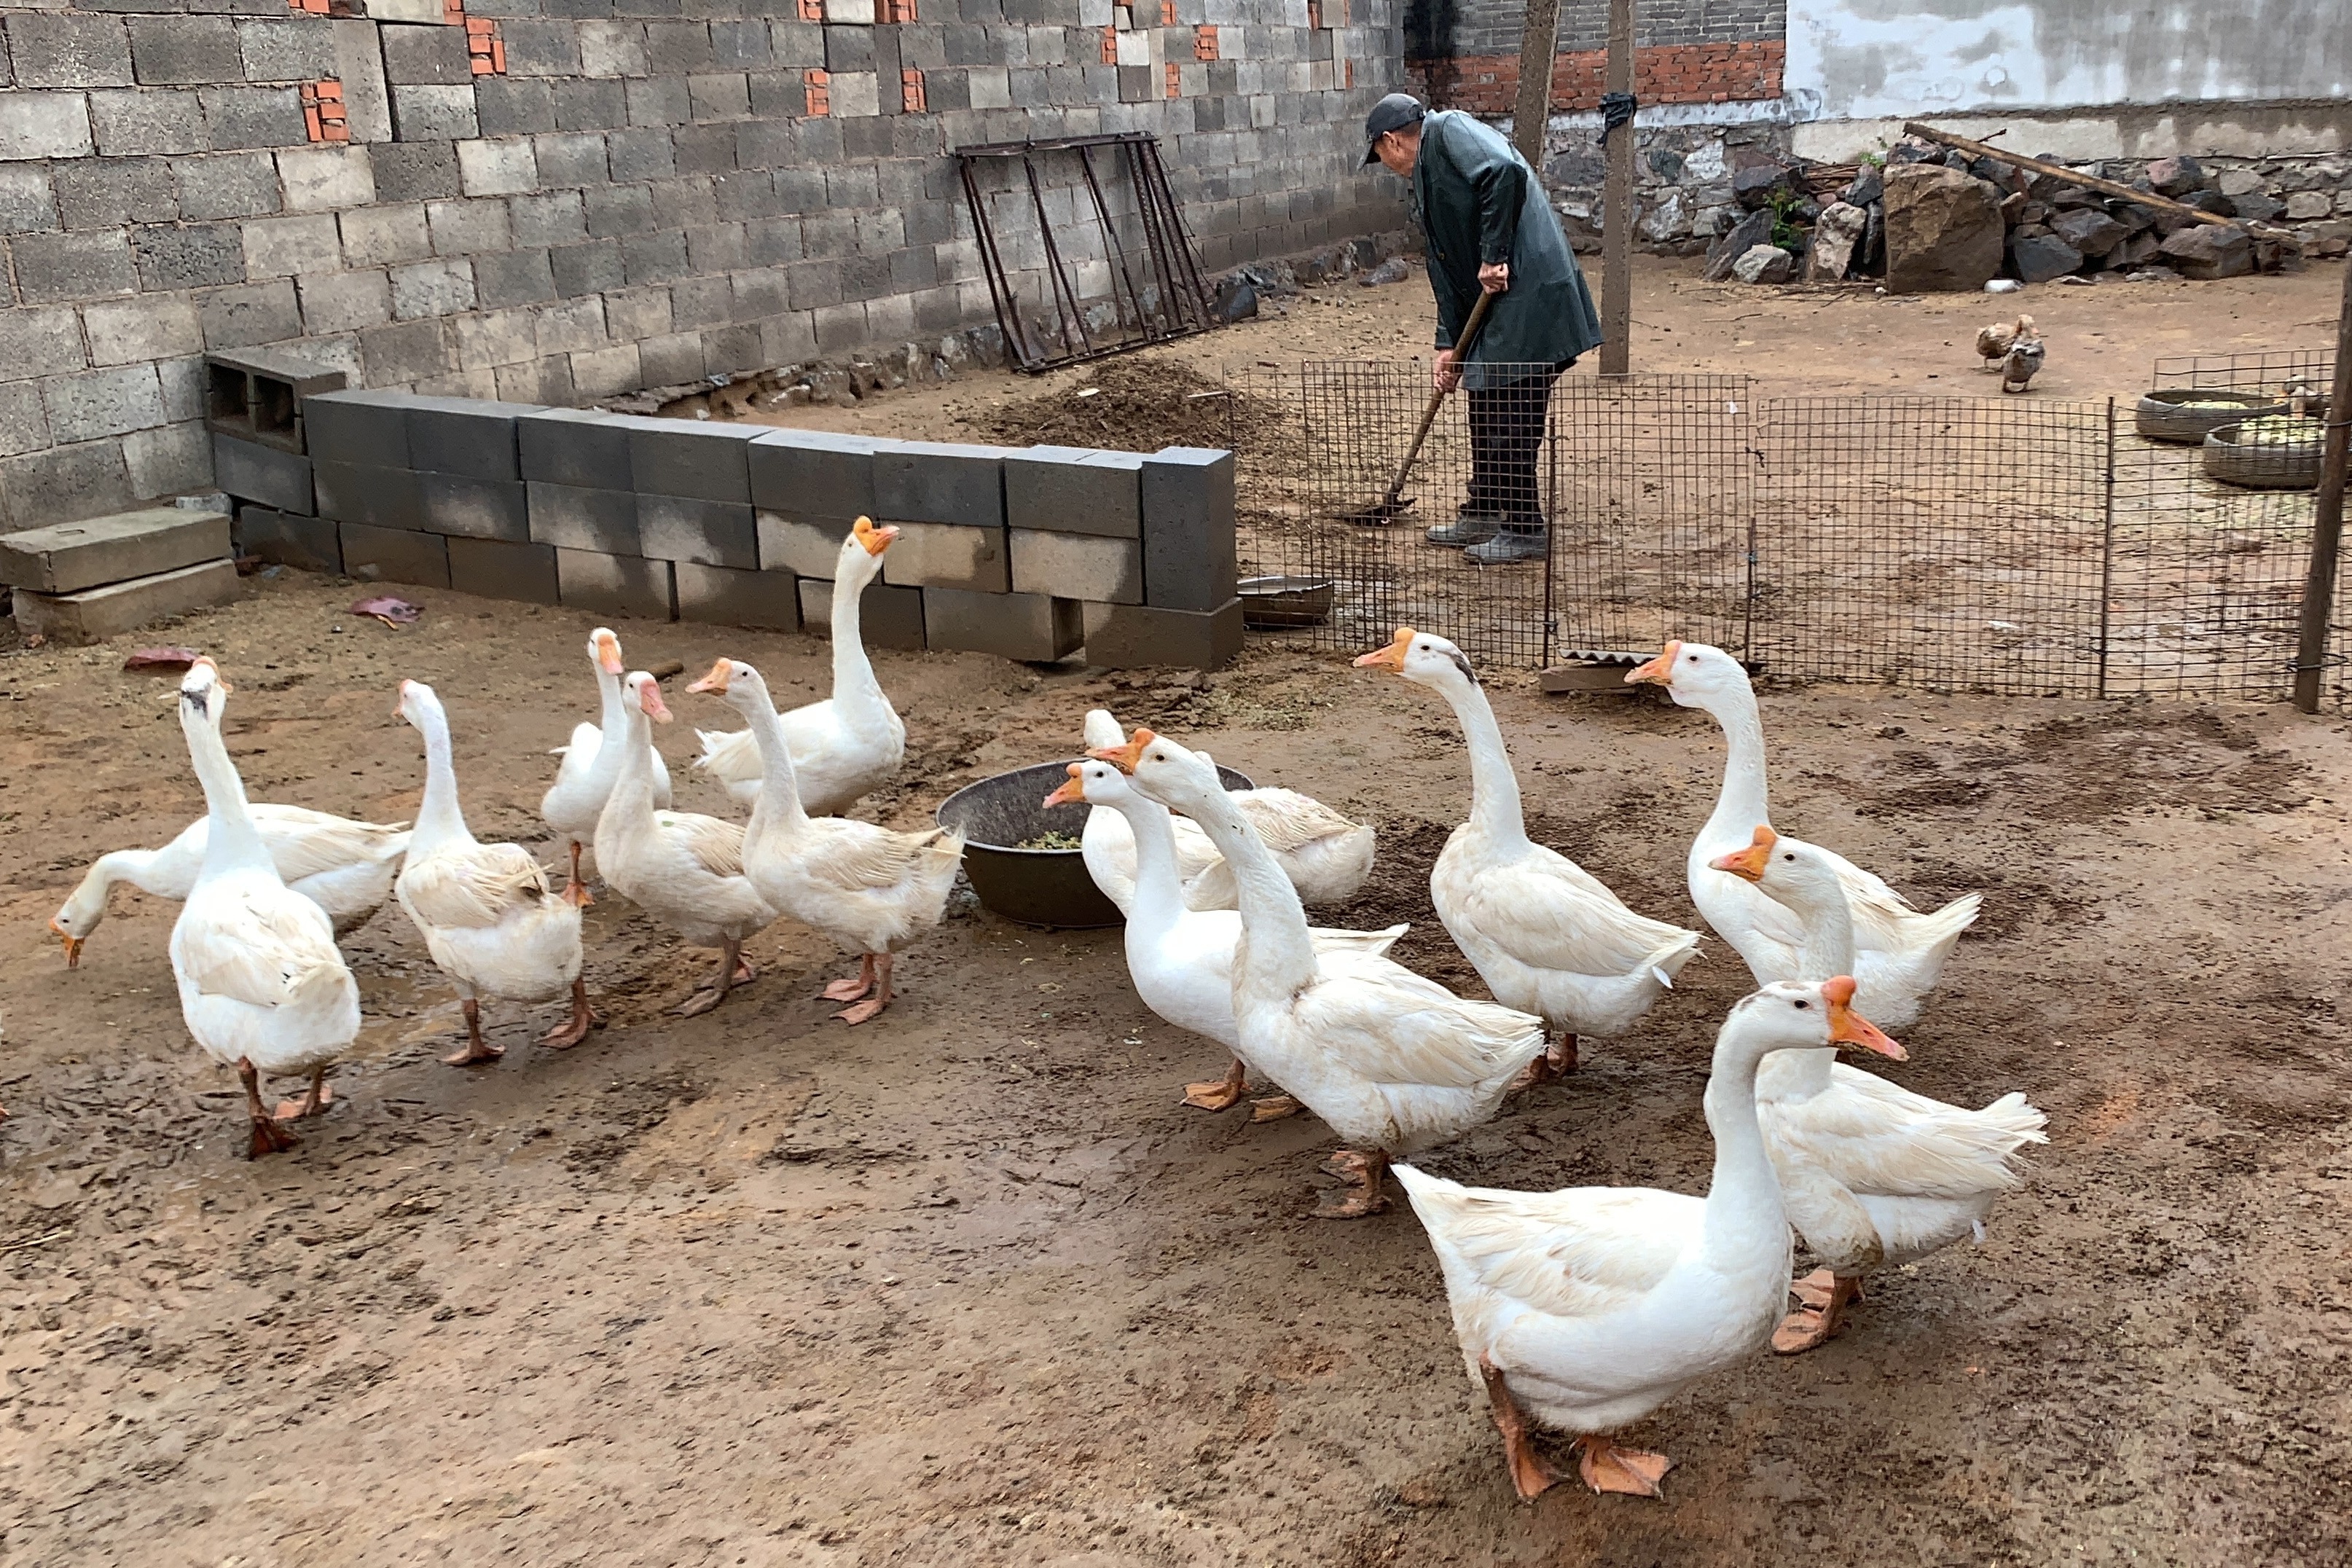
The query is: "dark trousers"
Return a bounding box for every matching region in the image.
[1465,363,1566,530]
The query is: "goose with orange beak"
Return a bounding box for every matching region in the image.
[1708,823,2045,1353]
[1395,976,1905,1503]
[693,517,908,817]
[542,628,673,907]
[1355,627,1700,1075]
[592,670,779,1016]
[1092,727,1546,1218]
[1626,638,1980,1027]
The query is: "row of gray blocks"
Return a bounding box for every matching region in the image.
[222,388,1242,670]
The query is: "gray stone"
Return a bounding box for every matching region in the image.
[675,560,801,630]
[2215,168,2266,198]
[2047,208,2127,258]
[389,256,476,320]
[628,420,756,503]
[210,432,314,513]
[1079,597,1244,672]
[1140,446,1236,614]
[233,505,341,574]
[1008,528,1141,604]
[13,230,138,302]
[195,279,302,349]
[637,493,758,568]
[86,296,203,365]
[132,224,245,291]
[1806,201,1867,281]
[338,520,449,589]
[1732,162,1798,211]
[2230,192,2286,225]
[2284,190,2335,221]
[372,141,463,203]
[2157,224,2254,280]
[380,22,472,86]
[1003,447,1142,538]
[315,459,426,529]
[390,84,479,142]
[0,93,94,161]
[1843,166,1883,208]
[1730,243,1794,285]
[9,13,135,90]
[358,318,451,383]
[200,87,306,152]
[878,521,1009,592]
[42,364,162,444]
[0,306,93,380]
[556,549,674,622]
[796,575,923,650]
[88,89,201,157]
[2144,155,2206,197]
[235,17,336,83]
[1703,207,1776,281]
[519,409,634,490]
[1882,163,2005,293]
[2008,232,2083,283]
[176,151,281,220]
[0,166,58,234]
[528,482,640,555]
[0,505,227,593]
[418,472,528,540]
[922,587,1081,662]
[55,157,178,230]
[447,535,560,605]
[127,16,241,85]
[14,558,239,646]
[872,440,1006,528]
[406,396,535,479]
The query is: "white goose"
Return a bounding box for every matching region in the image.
[168,659,362,1158]
[690,657,960,1024]
[1395,976,1905,1502]
[694,518,907,815]
[541,627,673,906]
[1627,640,1979,1027]
[1094,729,1546,1218]
[1046,757,1408,1117]
[1356,628,1701,1074]
[394,681,591,1066]
[1710,827,2046,1352]
[1076,709,1376,914]
[595,671,779,1015]
[50,807,409,967]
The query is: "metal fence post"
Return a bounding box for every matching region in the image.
[2097,397,2115,699]
[2293,260,2352,713]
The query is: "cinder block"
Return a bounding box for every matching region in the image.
[638,493,757,568]
[340,520,450,589]
[1081,597,1244,672]
[210,432,314,516]
[313,460,426,530]
[232,505,341,574]
[756,511,852,577]
[923,587,1081,663]
[557,548,675,622]
[675,560,801,631]
[747,427,875,520]
[1141,446,1237,612]
[518,407,632,489]
[625,419,756,504]
[447,536,559,605]
[1009,528,1142,604]
[0,506,228,593]
[880,522,1008,592]
[797,575,924,651]
[871,439,1005,528]
[1003,446,1143,538]
[418,472,530,541]
[12,558,240,646]
[303,388,428,468]
[407,396,538,479]
[528,481,639,555]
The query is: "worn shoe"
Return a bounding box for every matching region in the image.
[1465,528,1549,565]
[1425,512,1504,548]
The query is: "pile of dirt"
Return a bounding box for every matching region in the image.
[959,358,1287,456]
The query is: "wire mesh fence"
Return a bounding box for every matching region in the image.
[1228,359,2345,709]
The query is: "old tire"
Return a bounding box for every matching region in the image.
[2202,422,2324,490]
[2136,388,2284,444]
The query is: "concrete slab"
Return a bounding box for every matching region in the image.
[1140,446,1236,612]
[872,439,1006,528]
[1081,597,1244,671]
[0,506,229,593]
[756,510,851,577]
[13,557,239,646]
[879,521,1008,592]
[447,535,560,605]
[923,587,1081,662]
[528,481,640,556]
[626,420,758,504]
[675,560,801,631]
[211,432,315,515]
[407,395,536,480]
[638,493,757,569]
[748,427,877,521]
[797,575,924,651]
[340,521,451,589]
[556,548,675,622]
[233,506,341,575]
[419,472,530,541]
[1003,446,1143,538]
[518,407,634,490]
[1009,528,1142,604]
[313,459,426,531]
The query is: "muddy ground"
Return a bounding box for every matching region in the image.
[4,256,2351,1567]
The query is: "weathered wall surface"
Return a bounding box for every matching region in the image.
[0,1,1407,533]
[1405,0,1787,114]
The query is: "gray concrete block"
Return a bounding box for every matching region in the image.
[1003,446,1145,538]
[1009,528,1142,604]
[9,13,134,90]
[197,279,301,350]
[199,86,307,152]
[211,432,314,515]
[127,15,241,86]
[527,481,638,555]
[87,296,202,367]
[235,17,337,85]
[447,535,559,605]
[675,560,801,631]
[12,230,139,304]
[314,460,425,530]
[1141,446,1237,612]
[516,410,627,490]
[370,141,461,203]
[418,471,529,541]
[747,427,876,520]
[0,306,86,380]
[0,166,58,234]
[357,317,450,383]
[43,365,164,445]
[556,548,674,622]
[339,520,449,589]
[56,157,179,231]
[0,92,94,161]
[638,493,757,569]
[87,88,198,157]
[627,420,756,504]
[13,558,239,646]
[0,506,229,593]
[131,223,245,291]
[406,396,536,479]
[755,511,857,577]
[175,150,281,220]
[1081,597,1244,671]
[0,439,134,533]
[880,522,1009,593]
[233,504,340,574]
[380,22,471,86]
[922,587,1081,663]
[302,389,428,468]
[872,439,1006,528]
[390,83,479,142]
[797,575,924,651]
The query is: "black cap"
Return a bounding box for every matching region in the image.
[1363,93,1425,165]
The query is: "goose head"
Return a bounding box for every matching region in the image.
[48,896,96,965]
[394,677,447,733]
[1081,708,1127,753]
[1354,624,1478,689]
[1626,638,1749,709]
[1089,727,1223,818]
[1711,825,1845,920]
[621,670,673,725]
[589,627,625,677]
[686,656,773,716]
[1042,758,1134,810]
[1724,976,1905,1067]
[178,656,228,727]
[840,517,899,585]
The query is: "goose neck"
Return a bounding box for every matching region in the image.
[1110,795,1187,938]
[409,705,473,855]
[740,685,810,837]
[1699,687,1771,844]
[1444,675,1529,847]
[1174,785,1318,998]
[1698,1027,1788,1258]
[183,706,272,879]
[829,569,882,708]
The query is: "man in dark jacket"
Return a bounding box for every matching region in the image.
[1365,93,1603,564]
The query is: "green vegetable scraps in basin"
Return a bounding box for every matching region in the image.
[1016,830,1084,852]
[2227,415,2324,447]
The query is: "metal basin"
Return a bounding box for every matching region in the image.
[936,758,1254,930]
[1239,574,1337,629]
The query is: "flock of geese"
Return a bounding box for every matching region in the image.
[44,519,2047,1508]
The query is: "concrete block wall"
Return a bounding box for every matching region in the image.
[241,388,1240,667]
[0,1,1411,533]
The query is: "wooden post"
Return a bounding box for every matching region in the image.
[2292,259,2352,713]
[1599,0,1634,376]
[1510,0,1564,173]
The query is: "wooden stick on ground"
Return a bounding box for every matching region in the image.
[1900,122,2267,233]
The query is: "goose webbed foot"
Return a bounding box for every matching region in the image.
[1249,1094,1304,1122]
[1510,1035,1577,1092]
[1312,1148,1390,1218]
[821,953,877,1002]
[540,977,599,1049]
[1772,1269,1864,1354]
[443,999,505,1065]
[1574,1435,1672,1498]
[833,954,893,1025]
[679,940,755,1016]
[1182,1057,1247,1111]
[273,1066,335,1119]
[238,1058,300,1160]
[1479,1355,1560,1502]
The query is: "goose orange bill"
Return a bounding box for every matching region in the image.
[852,517,899,554]
[595,629,624,675]
[685,659,733,695]
[1087,728,1154,773]
[1042,763,1087,808]
[49,917,82,969]
[1823,975,1905,1061]
[1709,823,1778,881]
[639,677,674,723]
[1625,639,1682,685]
[1353,626,1416,671]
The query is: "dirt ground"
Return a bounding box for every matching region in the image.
[4,256,2352,1567]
